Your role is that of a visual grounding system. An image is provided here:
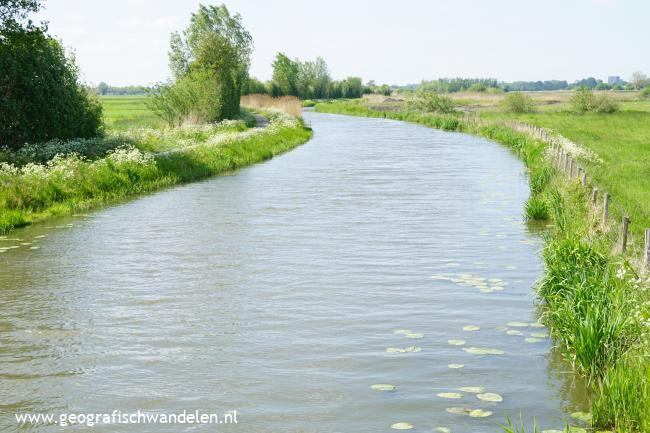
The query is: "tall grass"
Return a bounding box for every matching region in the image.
[240,94,302,117]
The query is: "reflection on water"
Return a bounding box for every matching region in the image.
[1,112,586,432]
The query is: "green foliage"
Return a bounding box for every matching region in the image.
[502,92,536,113]
[640,86,650,99]
[570,88,619,113]
[271,52,299,96]
[296,56,330,99]
[166,3,252,119]
[148,70,223,127]
[499,415,539,433]
[592,355,650,433]
[524,196,549,220]
[419,77,498,93]
[0,0,41,27]
[406,90,456,114]
[0,25,103,149]
[529,166,554,194]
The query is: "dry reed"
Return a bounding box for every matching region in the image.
[240,94,302,117]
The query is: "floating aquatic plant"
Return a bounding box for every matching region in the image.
[437,392,463,399]
[463,347,505,355]
[477,392,503,402]
[507,321,529,328]
[371,384,396,391]
[448,339,466,346]
[525,337,543,343]
[459,386,484,393]
[391,422,413,430]
[463,325,480,331]
[448,364,464,369]
[506,330,524,336]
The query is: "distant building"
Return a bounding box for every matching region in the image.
[608,76,623,85]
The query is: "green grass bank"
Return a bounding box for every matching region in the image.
[315,99,650,433]
[0,101,312,234]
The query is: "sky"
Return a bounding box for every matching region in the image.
[35,0,650,87]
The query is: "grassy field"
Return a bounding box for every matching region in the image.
[100,95,162,130]
[315,97,650,432]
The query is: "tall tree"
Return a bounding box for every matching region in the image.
[271,52,298,96]
[631,71,648,90]
[167,4,253,118]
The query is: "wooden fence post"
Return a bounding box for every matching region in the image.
[591,188,598,205]
[620,216,630,253]
[603,193,610,225]
[569,158,574,177]
[581,171,587,187]
[643,229,650,271]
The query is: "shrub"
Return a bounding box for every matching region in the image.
[406,90,456,114]
[0,25,103,149]
[640,86,650,99]
[525,196,549,220]
[570,88,619,113]
[148,70,223,127]
[501,92,536,113]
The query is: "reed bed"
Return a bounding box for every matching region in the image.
[240,94,302,117]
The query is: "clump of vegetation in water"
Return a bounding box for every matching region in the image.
[524,196,549,220]
[569,88,619,113]
[501,92,536,113]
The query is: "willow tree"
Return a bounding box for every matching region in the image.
[168,4,253,119]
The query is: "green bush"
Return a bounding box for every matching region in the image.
[501,92,536,113]
[148,70,223,127]
[640,86,650,99]
[0,25,103,149]
[406,90,456,114]
[569,88,619,113]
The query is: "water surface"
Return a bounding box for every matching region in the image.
[1,112,583,432]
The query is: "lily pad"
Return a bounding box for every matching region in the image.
[529,322,545,328]
[570,412,592,424]
[391,422,414,430]
[386,347,406,353]
[437,392,463,399]
[525,337,543,343]
[394,329,411,335]
[445,407,466,415]
[477,392,503,402]
[435,428,451,433]
[404,346,421,353]
[463,347,505,355]
[448,339,466,346]
[448,364,464,369]
[531,332,549,338]
[507,321,528,327]
[462,325,480,331]
[541,430,563,433]
[506,330,523,336]
[459,386,484,393]
[371,384,396,391]
[404,332,424,339]
[468,409,492,418]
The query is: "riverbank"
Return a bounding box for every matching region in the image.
[0,110,312,234]
[314,100,650,432]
